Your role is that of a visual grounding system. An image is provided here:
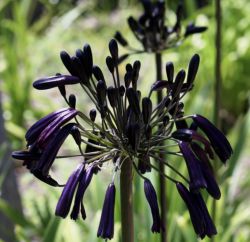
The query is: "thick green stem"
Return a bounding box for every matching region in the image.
[212,1,222,241]
[155,53,167,242]
[120,158,134,242]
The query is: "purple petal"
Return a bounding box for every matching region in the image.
[55,164,84,218]
[25,108,70,145]
[70,165,95,220]
[34,123,76,177]
[144,179,162,233]
[192,115,233,163]
[179,141,207,191]
[37,109,78,148]
[97,183,116,240]
[33,75,80,90]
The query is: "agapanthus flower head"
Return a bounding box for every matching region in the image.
[114,0,207,62]
[12,39,232,239]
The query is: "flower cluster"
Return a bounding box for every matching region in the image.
[12,39,232,240]
[114,0,207,61]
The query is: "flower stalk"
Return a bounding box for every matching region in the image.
[155,52,167,242]
[212,0,222,241]
[120,158,134,242]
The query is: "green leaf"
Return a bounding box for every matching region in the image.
[0,198,35,228]
[42,216,61,242]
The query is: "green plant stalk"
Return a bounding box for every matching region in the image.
[212,0,222,241]
[120,158,134,242]
[155,52,167,242]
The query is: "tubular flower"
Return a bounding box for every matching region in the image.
[144,179,163,233]
[97,183,116,240]
[176,182,217,239]
[114,0,207,62]
[12,39,232,239]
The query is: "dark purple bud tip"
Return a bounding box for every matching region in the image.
[71,126,81,146]
[12,150,41,161]
[92,65,105,82]
[172,70,186,97]
[33,75,80,90]
[114,31,128,46]
[126,88,141,116]
[132,60,141,85]
[142,97,152,124]
[83,44,93,77]
[172,129,193,142]
[60,51,77,76]
[128,16,139,32]
[97,183,116,240]
[96,80,107,105]
[144,179,162,233]
[166,62,174,83]
[192,115,233,163]
[106,56,115,73]
[109,39,119,61]
[89,109,97,122]
[187,54,200,85]
[68,94,76,109]
[185,23,208,37]
[107,86,119,108]
[58,85,66,97]
[151,80,169,92]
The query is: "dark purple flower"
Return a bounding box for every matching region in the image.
[150,80,170,92]
[192,115,233,163]
[36,109,78,148]
[70,165,97,220]
[191,143,221,200]
[179,141,207,191]
[144,179,162,233]
[55,163,85,218]
[32,123,76,184]
[25,108,78,148]
[172,128,214,159]
[97,183,116,240]
[33,75,80,90]
[176,182,217,239]
[12,150,41,161]
[185,23,208,37]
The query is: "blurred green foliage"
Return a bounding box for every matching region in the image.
[0,0,250,241]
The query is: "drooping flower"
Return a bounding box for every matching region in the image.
[97,183,116,240]
[144,179,162,233]
[56,164,85,218]
[192,115,233,163]
[176,182,217,239]
[179,141,207,192]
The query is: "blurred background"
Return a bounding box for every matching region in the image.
[0,0,250,241]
